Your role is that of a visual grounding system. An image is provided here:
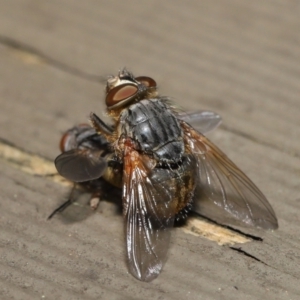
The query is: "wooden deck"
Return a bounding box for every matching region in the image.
[0,1,299,299]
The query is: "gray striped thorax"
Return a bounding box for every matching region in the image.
[118,99,184,162]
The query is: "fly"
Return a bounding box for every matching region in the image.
[51,69,278,282]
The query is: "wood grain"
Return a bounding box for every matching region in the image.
[0,1,299,299]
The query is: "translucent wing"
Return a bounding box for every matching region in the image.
[177,110,222,134]
[181,122,278,229]
[55,149,107,182]
[122,147,177,282]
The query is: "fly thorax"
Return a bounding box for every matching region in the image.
[119,99,184,162]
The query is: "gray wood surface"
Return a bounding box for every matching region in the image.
[0,1,300,299]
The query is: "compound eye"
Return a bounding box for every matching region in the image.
[59,131,76,152]
[59,132,69,152]
[106,84,138,108]
[135,76,157,88]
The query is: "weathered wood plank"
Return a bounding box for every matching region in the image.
[0,1,299,299]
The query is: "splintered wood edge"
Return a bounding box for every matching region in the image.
[0,142,69,186]
[183,218,250,245]
[0,140,251,246]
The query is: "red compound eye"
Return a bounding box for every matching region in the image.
[106,84,138,108]
[59,131,72,152]
[135,76,157,88]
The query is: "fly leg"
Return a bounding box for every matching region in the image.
[47,184,77,219]
[89,192,101,210]
[90,112,114,136]
[87,178,118,210]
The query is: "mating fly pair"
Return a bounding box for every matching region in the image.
[52,69,278,282]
